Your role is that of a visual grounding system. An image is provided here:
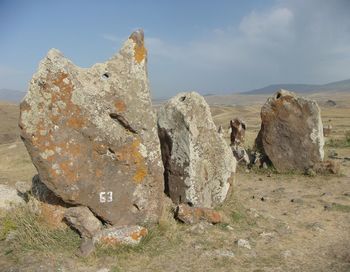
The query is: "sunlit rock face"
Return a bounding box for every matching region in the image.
[19,30,164,226]
[255,89,324,172]
[158,92,236,208]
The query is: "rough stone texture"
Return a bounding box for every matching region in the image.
[255,89,324,172]
[30,175,68,229]
[230,118,250,165]
[93,225,148,246]
[158,92,236,208]
[19,30,164,225]
[175,203,223,224]
[230,118,246,146]
[0,184,25,212]
[64,206,102,238]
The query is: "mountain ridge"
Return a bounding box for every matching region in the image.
[243,78,350,94]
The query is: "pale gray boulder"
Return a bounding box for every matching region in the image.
[158,92,236,208]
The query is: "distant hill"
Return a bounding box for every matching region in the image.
[244,79,350,94]
[0,89,26,103]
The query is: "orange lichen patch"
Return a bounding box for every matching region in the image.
[129,32,147,64]
[38,203,67,230]
[115,138,148,183]
[133,43,147,64]
[95,169,103,178]
[130,228,148,241]
[50,72,86,129]
[59,160,78,183]
[114,99,126,112]
[100,236,120,246]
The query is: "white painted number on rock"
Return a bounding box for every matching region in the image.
[99,191,113,203]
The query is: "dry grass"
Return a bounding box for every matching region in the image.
[0,93,350,271]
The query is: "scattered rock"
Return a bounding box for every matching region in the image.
[324,100,336,107]
[158,92,236,208]
[15,181,31,195]
[0,184,25,212]
[29,175,68,229]
[218,125,223,135]
[231,145,250,165]
[230,118,246,145]
[255,89,324,173]
[328,149,338,158]
[77,238,95,257]
[312,160,340,175]
[64,206,102,239]
[175,203,223,224]
[93,225,148,246]
[230,118,250,165]
[19,30,164,226]
[236,239,251,249]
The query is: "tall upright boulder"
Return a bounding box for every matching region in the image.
[19,30,164,225]
[158,92,236,208]
[255,89,324,172]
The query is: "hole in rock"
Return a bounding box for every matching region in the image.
[102,72,110,79]
[276,92,281,99]
[179,96,186,102]
[108,148,115,154]
[133,204,140,211]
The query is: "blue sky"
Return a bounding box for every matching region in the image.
[1,0,350,98]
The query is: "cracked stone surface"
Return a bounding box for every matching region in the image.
[255,89,324,172]
[157,92,236,208]
[19,30,164,225]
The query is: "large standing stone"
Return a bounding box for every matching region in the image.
[255,89,324,172]
[19,30,164,225]
[158,92,236,208]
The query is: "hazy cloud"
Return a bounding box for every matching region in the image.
[145,0,350,97]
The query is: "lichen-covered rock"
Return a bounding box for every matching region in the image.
[19,30,164,226]
[255,89,324,172]
[64,206,102,238]
[0,184,25,213]
[29,175,68,229]
[175,203,223,224]
[93,225,148,246]
[158,92,236,208]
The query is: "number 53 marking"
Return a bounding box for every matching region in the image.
[99,191,113,203]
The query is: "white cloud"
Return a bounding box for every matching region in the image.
[147,1,350,97]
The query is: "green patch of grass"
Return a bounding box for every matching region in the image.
[330,203,350,213]
[231,211,245,223]
[326,131,350,148]
[0,217,17,240]
[0,207,80,253]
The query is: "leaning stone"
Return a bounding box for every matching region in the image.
[255,89,324,172]
[19,30,164,225]
[0,184,25,213]
[64,206,102,238]
[158,92,236,208]
[93,225,148,246]
[175,203,223,225]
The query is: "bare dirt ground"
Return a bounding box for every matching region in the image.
[0,93,349,272]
